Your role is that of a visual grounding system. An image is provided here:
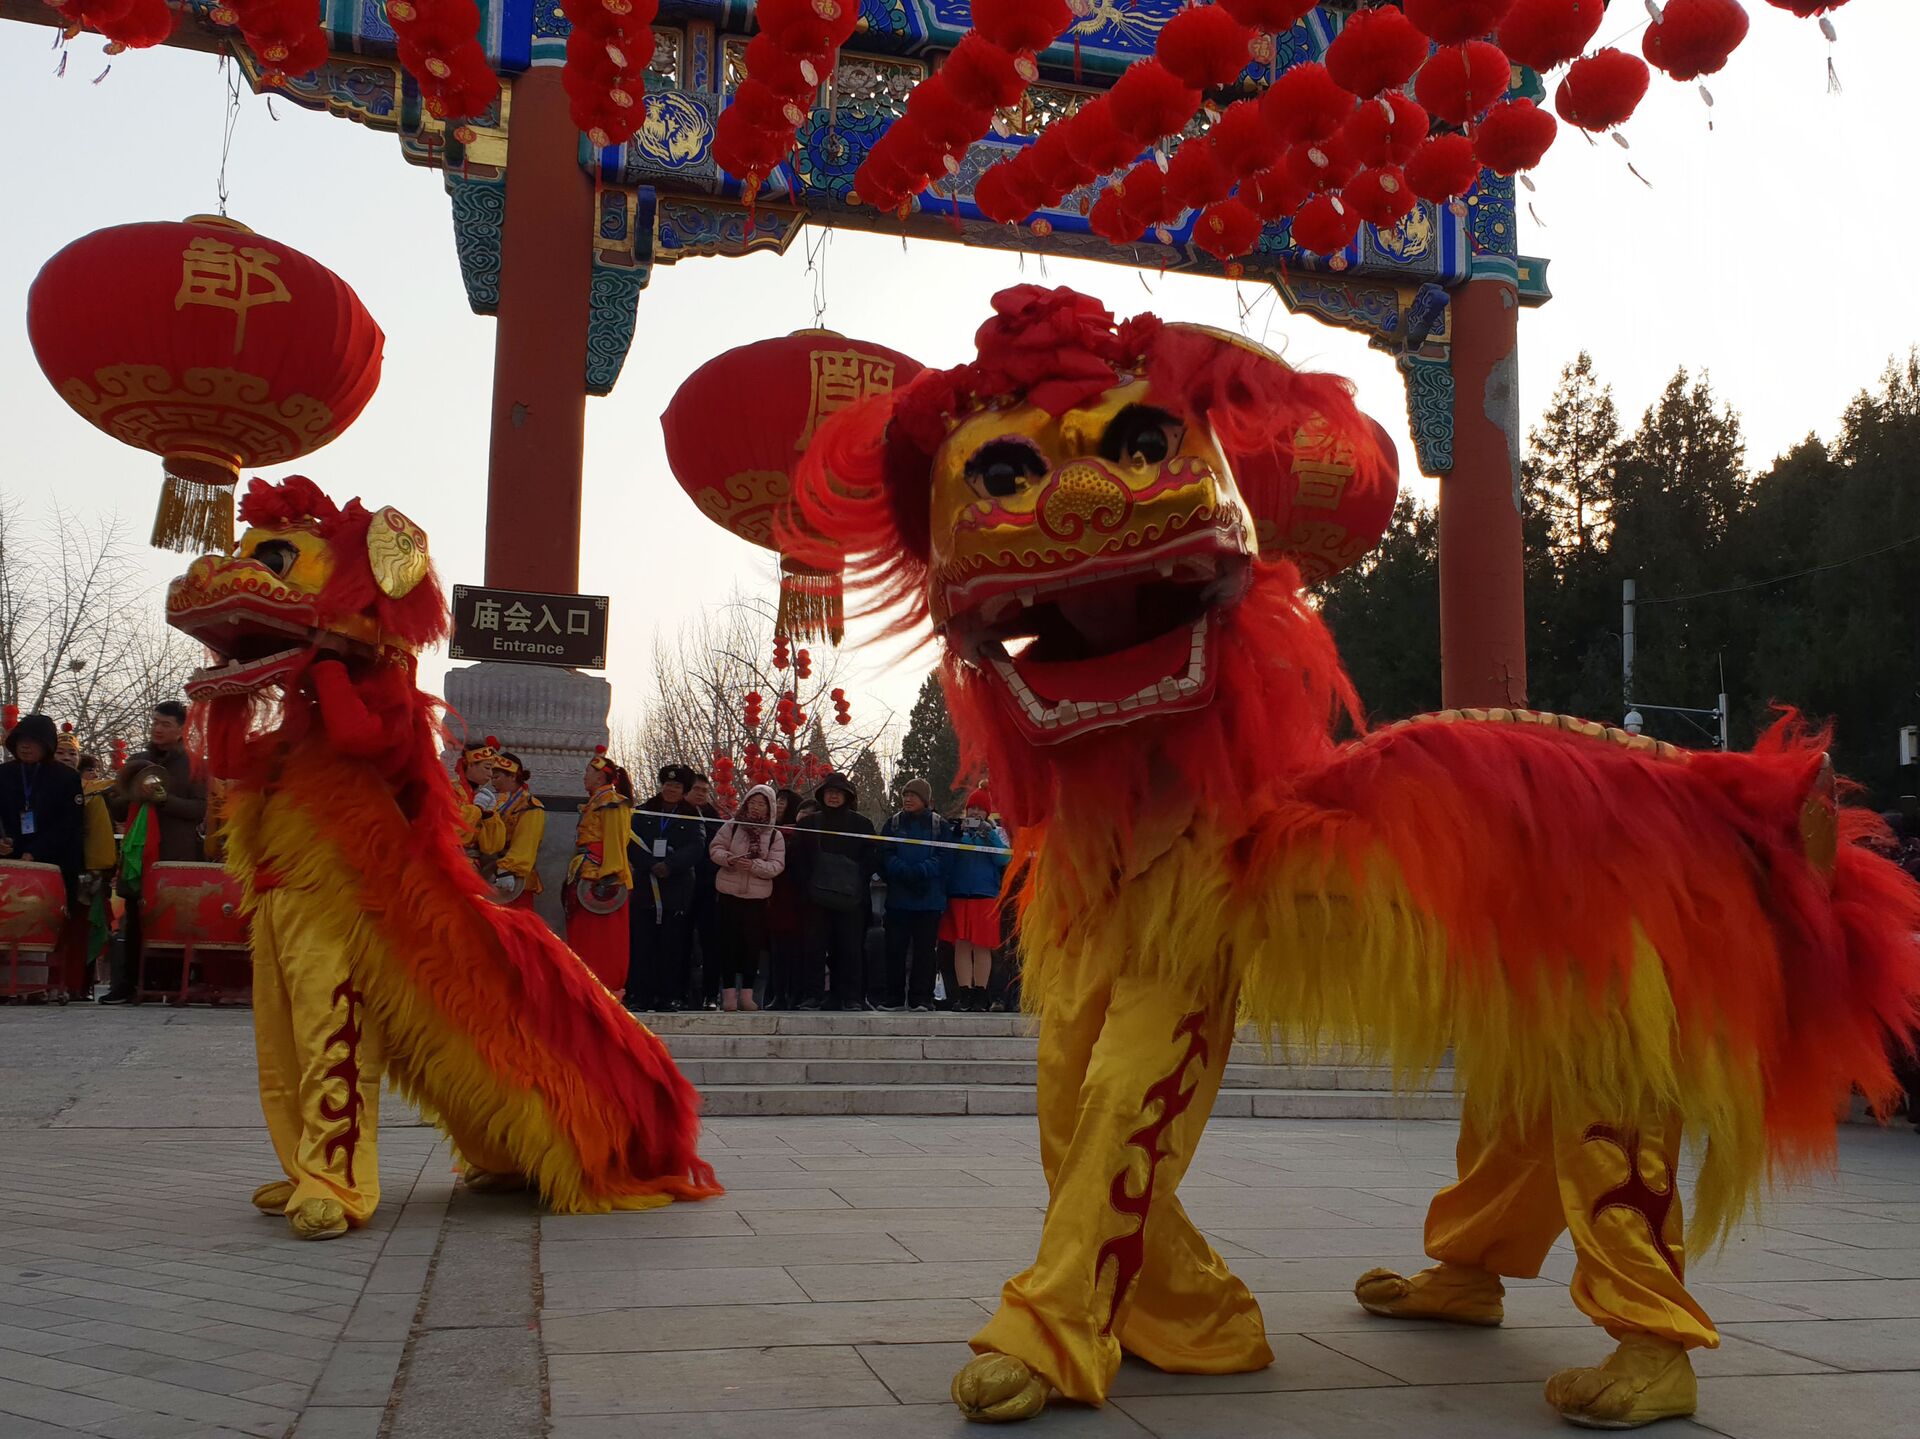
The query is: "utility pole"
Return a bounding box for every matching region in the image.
[1622,578,1636,723]
[1718,654,1731,753]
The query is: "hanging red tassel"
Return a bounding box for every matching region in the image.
[1554,47,1650,132]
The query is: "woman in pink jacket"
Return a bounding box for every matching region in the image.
[708,783,786,1012]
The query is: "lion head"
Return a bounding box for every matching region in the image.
[791,287,1376,825]
[166,476,445,701]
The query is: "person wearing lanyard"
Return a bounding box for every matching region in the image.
[623,765,703,1012]
[2,712,86,994]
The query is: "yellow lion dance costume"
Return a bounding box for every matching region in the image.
[792,286,1920,1429]
[167,477,718,1241]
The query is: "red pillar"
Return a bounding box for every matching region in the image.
[1438,277,1528,709]
[485,67,593,593]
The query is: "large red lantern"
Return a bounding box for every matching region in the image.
[27,215,383,553]
[1234,415,1402,584]
[662,330,923,643]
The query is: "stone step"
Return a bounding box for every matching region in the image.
[669,1055,1425,1091]
[697,1084,1464,1119]
[643,1011,1031,1037]
[655,1031,1342,1067]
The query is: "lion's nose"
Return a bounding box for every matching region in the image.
[1037,461,1133,542]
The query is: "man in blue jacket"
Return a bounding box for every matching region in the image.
[879,776,948,1012]
[624,764,704,1011]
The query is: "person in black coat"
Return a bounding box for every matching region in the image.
[624,764,705,1011]
[1,712,84,883]
[100,701,206,1003]
[684,773,726,1009]
[792,771,879,1010]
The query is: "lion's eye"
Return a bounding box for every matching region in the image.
[251,541,298,577]
[965,439,1048,500]
[1100,406,1183,467]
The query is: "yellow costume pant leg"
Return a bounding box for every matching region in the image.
[248,888,384,1225]
[1553,1104,1717,1350]
[1423,1104,1717,1350]
[972,975,1270,1403]
[1425,1109,1567,1277]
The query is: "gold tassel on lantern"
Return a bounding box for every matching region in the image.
[778,554,845,645]
[152,456,239,554]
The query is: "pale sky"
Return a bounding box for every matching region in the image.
[3,6,1916,741]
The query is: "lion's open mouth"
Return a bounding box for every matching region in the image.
[949,550,1250,741]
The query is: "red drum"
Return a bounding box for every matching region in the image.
[0,858,67,1000]
[141,861,250,1005]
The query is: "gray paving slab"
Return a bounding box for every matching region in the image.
[12,1005,1920,1439]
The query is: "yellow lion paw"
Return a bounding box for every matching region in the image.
[251,1180,295,1214]
[951,1351,1048,1424]
[1354,1263,1504,1326]
[461,1167,531,1194]
[1546,1336,1697,1429]
[287,1198,349,1241]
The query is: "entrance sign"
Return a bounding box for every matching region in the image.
[450,585,608,670]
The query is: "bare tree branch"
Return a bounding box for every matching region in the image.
[0,500,196,753]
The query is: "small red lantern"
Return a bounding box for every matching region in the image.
[1234,414,1402,583]
[1405,0,1517,46]
[1497,0,1607,72]
[794,647,813,680]
[1289,193,1360,256]
[1555,48,1651,132]
[1327,6,1430,98]
[1406,133,1484,202]
[1157,3,1255,89]
[1474,97,1558,175]
[663,331,924,643]
[1643,0,1751,82]
[1415,40,1514,126]
[27,215,382,552]
[1195,198,1263,263]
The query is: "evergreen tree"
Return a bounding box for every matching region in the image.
[1524,352,1621,562]
[894,671,964,803]
[847,746,889,826]
[1316,494,1441,723]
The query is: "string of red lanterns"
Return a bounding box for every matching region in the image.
[712,0,862,199]
[562,0,661,149]
[384,0,498,123]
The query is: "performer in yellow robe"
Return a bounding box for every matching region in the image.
[565,746,633,992]
[453,737,507,858]
[491,750,544,910]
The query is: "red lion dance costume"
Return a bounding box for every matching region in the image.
[168,478,718,1241]
[792,286,1920,1429]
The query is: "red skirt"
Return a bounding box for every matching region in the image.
[940,897,1001,948]
[565,903,630,992]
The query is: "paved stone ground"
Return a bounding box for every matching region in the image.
[6,1006,1920,1438]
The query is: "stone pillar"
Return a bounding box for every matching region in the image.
[486,65,593,592]
[1439,277,1528,709]
[445,663,609,932]
[455,66,604,933]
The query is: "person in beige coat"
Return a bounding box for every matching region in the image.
[708,784,786,1011]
